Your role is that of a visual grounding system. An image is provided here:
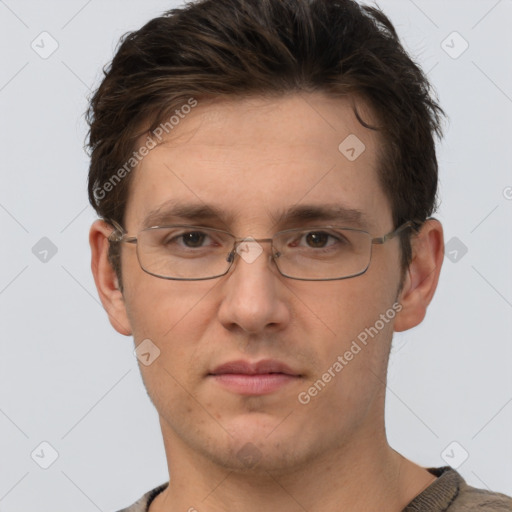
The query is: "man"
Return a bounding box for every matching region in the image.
[87,0,512,510]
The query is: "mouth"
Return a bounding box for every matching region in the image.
[208,359,302,395]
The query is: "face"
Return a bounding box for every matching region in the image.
[110,93,406,473]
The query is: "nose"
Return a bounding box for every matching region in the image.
[217,238,290,335]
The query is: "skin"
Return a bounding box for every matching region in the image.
[90,93,444,511]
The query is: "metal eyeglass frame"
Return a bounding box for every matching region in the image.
[107,218,419,281]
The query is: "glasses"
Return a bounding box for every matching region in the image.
[107,220,416,281]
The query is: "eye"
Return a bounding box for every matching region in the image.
[179,231,208,248]
[291,230,344,249]
[303,231,333,248]
[158,229,217,250]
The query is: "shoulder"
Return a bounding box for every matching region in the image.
[114,482,169,512]
[404,466,512,512]
[450,479,512,511]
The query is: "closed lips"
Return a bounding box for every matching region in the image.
[209,359,301,376]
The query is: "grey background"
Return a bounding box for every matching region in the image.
[0,0,511,510]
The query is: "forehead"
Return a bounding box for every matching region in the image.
[125,93,391,234]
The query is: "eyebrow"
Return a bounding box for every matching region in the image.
[141,200,370,230]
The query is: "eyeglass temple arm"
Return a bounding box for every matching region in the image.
[371,219,424,245]
[106,219,137,244]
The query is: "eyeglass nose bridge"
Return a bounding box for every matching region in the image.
[226,236,281,266]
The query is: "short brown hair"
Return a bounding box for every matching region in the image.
[86,0,445,281]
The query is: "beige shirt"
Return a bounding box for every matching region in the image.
[116,466,512,511]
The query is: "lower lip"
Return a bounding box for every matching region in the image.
[209,373,299,395]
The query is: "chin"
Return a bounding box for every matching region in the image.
[207,440,308,475]
[202,417,314,474]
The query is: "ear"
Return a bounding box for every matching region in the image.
[89,220,132,336]
[394,219,444,332]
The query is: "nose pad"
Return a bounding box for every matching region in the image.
[226,239,281,268]
[235,237,264,264]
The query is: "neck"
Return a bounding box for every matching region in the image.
[150,419,435,512]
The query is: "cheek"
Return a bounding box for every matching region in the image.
[123,277,221,395]
[304,276,395,337]
[298,276,398,385]
[123,269,215,338]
